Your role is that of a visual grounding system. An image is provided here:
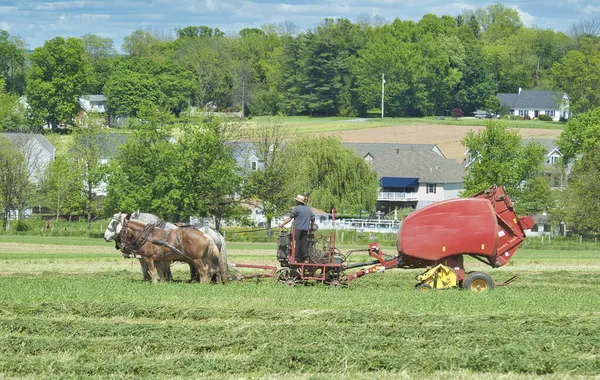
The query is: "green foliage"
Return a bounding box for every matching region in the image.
[0,30,26,95]
[462,120,547,201]
[105,110,241,225]
[0,136,34,230]
[561,147,600,234]
[104,56,195,118]
[557,107,600,161]
[286,136,379,215]
[0,78,28,132]
[538,114,553,121]
[551,37,600,115]
[26,37,91,131]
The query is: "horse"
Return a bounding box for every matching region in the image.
[120,215,228,284]
[104,212,177,281]
[104,212,228,281]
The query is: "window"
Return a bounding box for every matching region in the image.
[427,183,436,194]
[518,110,528,117]
[546,110,555,117]
[251,161,257,171]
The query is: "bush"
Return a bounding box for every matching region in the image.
[451,108,464,119]
[15,221,31,232]
[524,115,531,120]
[538,114,553,121]
[559,116,567,122]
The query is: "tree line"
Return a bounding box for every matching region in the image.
[2,5,600,132]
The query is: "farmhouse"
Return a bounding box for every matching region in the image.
[344,143,464,212]
[497,88,570,121]
[0,133,55,184]
[79,95,107,113]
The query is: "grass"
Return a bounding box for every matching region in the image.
[246,116,566,134]
[0,236,599,378]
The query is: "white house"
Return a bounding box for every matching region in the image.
[0,133,55,185]
[497,89,570,121]
[344,143,465,212]
[79,95,107,113]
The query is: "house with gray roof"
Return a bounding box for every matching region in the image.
[344,143,464,211]
[497,89,570,121]
[0,133,55,185]
[79,95,107,113]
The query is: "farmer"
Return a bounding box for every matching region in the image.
[279,194,315,263]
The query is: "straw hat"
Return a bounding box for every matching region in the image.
[294,194,306,204]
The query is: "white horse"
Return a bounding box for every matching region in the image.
[104,211,228,281]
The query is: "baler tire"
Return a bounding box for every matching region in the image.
[416,283,432,291]
[463,272,494,292]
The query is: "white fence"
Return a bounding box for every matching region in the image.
[318,218,400,233]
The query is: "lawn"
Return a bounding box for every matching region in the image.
[0,236,599,378]
[247,115,566,134]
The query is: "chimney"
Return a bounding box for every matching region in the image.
[518,87,522,94]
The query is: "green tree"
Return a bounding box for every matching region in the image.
[462,121,547,206]
[0,78,28,132]
[556,107,600,161]
[561,147,600,233]
[44,155,82,221]
[0,30,26,95]
[515,175,555,215]
[71,114,109,232]
[0,136,34,230]
[80,33,116,95]
[26,37,91,131]
[104,107,178,218]
[286,136,378,215]
[173,34,234,110]
[104,56,194,118]
[242,119,293,236]
[176,117,241,229]
[551,38,600,115]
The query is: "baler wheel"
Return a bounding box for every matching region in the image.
[463,272,494,292]
[416,283,432,291]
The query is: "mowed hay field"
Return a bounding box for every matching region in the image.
[1,236,600,379]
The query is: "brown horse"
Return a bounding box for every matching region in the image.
[120,216,228,284]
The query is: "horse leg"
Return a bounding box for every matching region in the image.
[188,263,199,282]
[192,259,209,283]
[155,260,172,281]
[139,259,152,281]
[143,258,160,283]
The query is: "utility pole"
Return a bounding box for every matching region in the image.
[381,73,386,119]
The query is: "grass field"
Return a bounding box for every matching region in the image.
[1,236,599,379]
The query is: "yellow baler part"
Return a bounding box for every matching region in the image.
[416,264,458,289]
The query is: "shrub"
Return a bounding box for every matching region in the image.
[524,115,531,120]
[538,114,553,121]
[15,221,31,232]
[559,116,567,122]
[451,108,464,119]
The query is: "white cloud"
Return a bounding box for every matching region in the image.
[0,21,10,32]
[30,1,88,11]
[511,6,535,27]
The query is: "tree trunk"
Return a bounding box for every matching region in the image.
[266,216,272,238]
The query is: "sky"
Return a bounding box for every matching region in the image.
[1,0,599,51]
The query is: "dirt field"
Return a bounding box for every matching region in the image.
[334,124,562,161]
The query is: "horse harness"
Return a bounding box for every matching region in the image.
[120,217,194,262]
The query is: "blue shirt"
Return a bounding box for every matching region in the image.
[290,205,315,231]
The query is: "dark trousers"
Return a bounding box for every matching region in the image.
[295,229,309,262]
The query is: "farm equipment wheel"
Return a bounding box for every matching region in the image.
[329,279,342,288]
[275,268,300,287]
[416,283,432,291]
[463,272,495,292]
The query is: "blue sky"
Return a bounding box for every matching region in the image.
[1,0,598,51]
